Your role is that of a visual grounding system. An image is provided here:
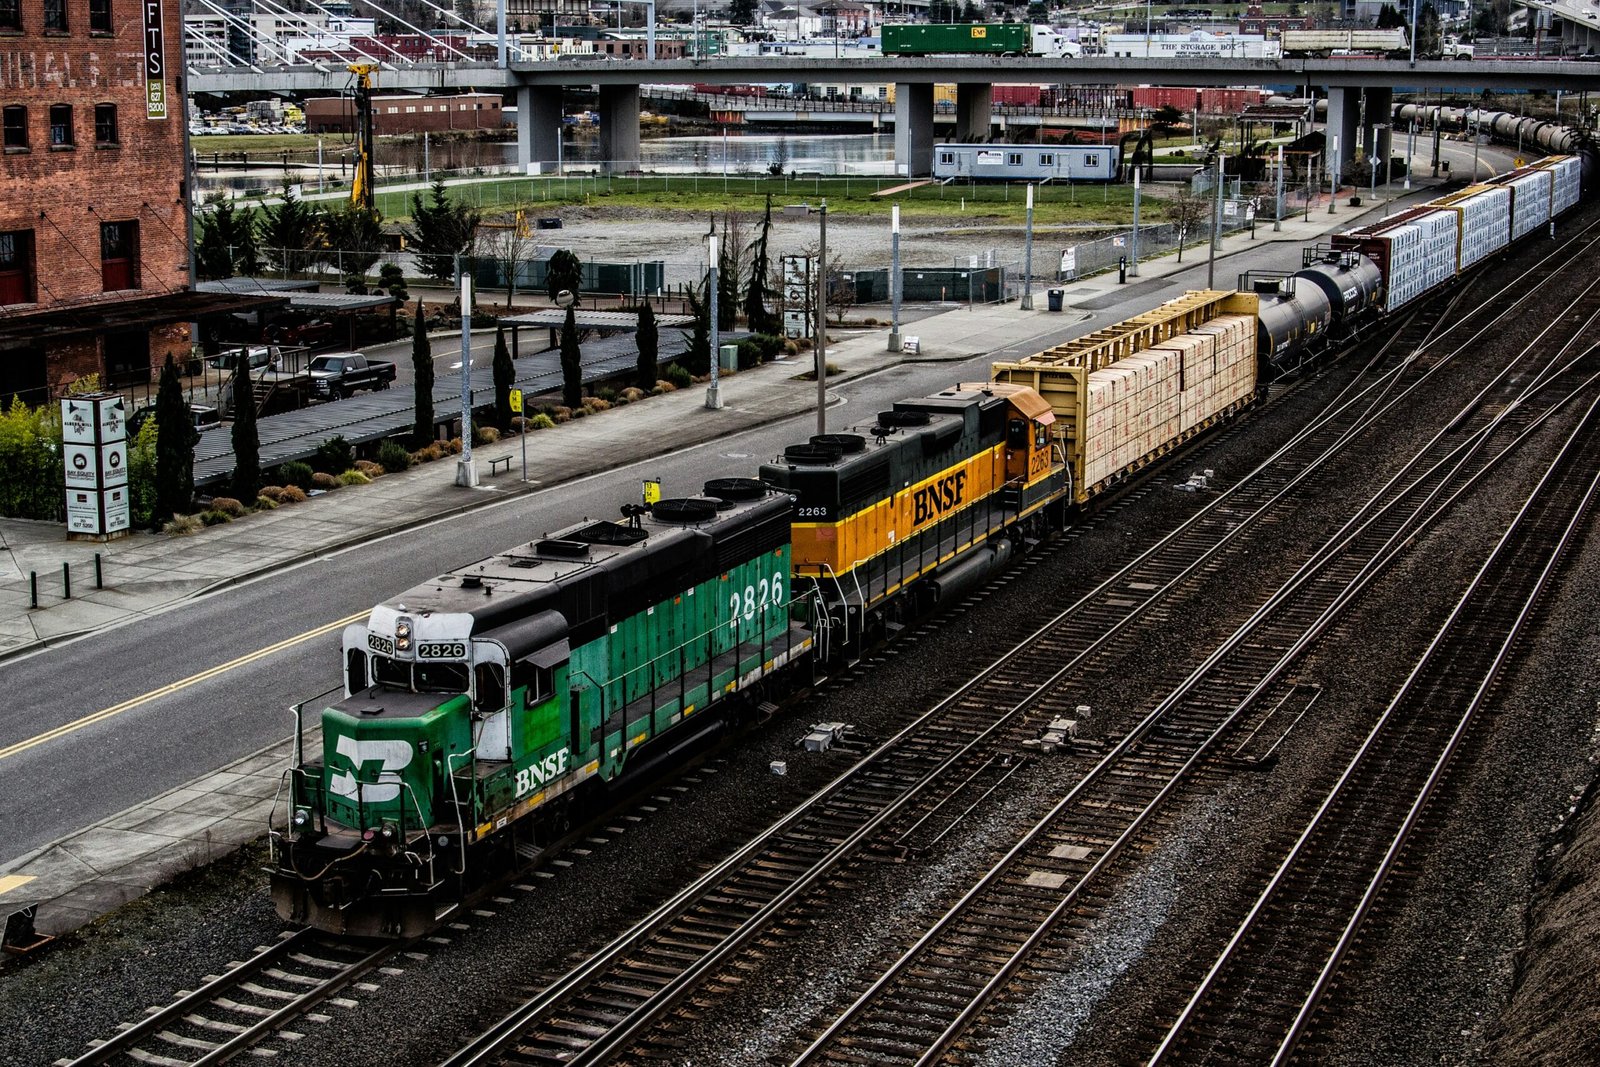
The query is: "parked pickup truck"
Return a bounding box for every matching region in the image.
[308,353,397,400]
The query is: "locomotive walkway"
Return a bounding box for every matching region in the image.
[0,175,1462,943]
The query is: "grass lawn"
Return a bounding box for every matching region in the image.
[371,173,1157,226]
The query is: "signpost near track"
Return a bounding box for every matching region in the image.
[510,388,526,481]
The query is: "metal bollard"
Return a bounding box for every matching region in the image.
[29,571,37,610]
[62,562,70,600]
[1118,256,1127,285]
[95,552,103,590]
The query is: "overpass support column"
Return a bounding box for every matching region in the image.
[599,84,642,173]
[1324,86,1360,181]
[517,85,562,174]
[895,82,935,178]
[1362,86,1393,165]
[955,83,993,143]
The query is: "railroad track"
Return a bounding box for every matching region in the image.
[784,295,1600,1065]
[1148,389,1600,1066]
[439,219,1600,1067]
[57,929,403,1067]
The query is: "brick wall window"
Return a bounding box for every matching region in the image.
[100,220,139,291]
[42,0,65,31]
[0,0,20,31]
[49,104,73,146]
[94,103,117,145]
[89,0,111,32]
[0,230,34,305]
[2,105,25,148]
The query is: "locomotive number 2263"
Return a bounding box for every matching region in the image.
[729,572,785,627]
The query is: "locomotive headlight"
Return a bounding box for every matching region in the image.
[292,807,311,828]
[395,616,413,653]
[380,823,397,840]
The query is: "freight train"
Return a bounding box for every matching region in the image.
[270,153,1588,937]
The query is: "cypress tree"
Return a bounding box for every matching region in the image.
[681,277,711,375]
[636,304,658,391]
[717,237,738,332]
[492,328,515,430]
[743,195,778,335]
[230,357,260,501]
[153,353,196,523]
[411,299,434,446]
[560,306,582,409]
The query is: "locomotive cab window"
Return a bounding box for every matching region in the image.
[345,648,369,693]
[474,663,506,714]
[1034,421,1049,449]
[373,656,469,693]
[512,656,555,705]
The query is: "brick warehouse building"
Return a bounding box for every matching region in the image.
[0,0,274,404]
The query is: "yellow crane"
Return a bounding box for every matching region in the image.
[347,63,377,212]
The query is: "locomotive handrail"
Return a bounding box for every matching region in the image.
[446,747,475,874]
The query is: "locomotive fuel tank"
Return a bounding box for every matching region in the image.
[1254,277,1333,371]
[1293,252,1384,328]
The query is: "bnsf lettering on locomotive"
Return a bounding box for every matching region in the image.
[514,747,572,797]
[912,470,969,526]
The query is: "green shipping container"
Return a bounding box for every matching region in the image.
[882,23,1028,55]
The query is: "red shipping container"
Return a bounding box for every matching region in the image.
[992,85,1047,106]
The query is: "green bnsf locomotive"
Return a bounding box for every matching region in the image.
[271,384,1068,936]
[271,478,807,936]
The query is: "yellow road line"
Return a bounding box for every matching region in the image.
[0,874,36,896]
[0,611,367,762]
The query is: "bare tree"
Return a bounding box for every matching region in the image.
[1162,189,1210,263]
[478,204,538,308]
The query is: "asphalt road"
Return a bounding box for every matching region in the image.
[0,175,1492,866]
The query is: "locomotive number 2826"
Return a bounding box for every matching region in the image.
[729,571,785,628]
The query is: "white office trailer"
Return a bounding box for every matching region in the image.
[932,144,1121,182]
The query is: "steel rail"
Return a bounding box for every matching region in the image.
[63,930,401,1067]
[790,339,1600,1067]
[1146,391,1600,1066]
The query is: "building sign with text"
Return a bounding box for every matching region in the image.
[144,0,168,120]
[61,394,130,539]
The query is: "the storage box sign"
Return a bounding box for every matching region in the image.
[60,394,130,537]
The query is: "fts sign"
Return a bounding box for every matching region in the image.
[143,0,168,120]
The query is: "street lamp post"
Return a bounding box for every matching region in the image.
[1274,144,1284,231]
[815,199,827,434]
[707,233,722,410]
[888,205,901,353]
[454,258,478,487]
[1021,184,1035,310]
[1207,154,1223,290]
[1405,118,1415,190]
[1131,167,1142,276]
[1329,134,1339,214]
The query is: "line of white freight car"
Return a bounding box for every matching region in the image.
[1332,155,1582,316]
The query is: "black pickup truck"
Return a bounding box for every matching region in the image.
[308,353,397,400]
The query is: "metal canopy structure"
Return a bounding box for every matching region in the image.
[0,291,287,351]
[498,309,694,331]
[284,292,396,312]
[196,277,321,295]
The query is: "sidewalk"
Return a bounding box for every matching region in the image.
[0,181,1440,943]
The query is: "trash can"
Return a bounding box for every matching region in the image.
[1047,289,1065,313]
